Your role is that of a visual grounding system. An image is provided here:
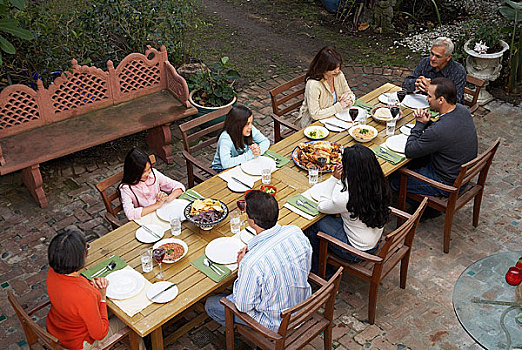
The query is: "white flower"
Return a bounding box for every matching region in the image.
[474,41,489,54]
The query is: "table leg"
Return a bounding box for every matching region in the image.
[150,327,164,350]
[129,330,140,350]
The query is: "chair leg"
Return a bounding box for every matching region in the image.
[323,323,333,349]
[185,161,195,188]
[368,282,379,324]
[224,308,235,350]
[443,211,454,254]
[399,253,411,289]
[472,191,483,227]
[274,119,282,143]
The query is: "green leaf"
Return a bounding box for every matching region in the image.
[225,69,240,80]
[0,34,15,54]
[221,56,229,65]
[505,0,522,10]
[500,6,522,22]
[9,0,25,10]
[0,52,3,66]
[0,19,33,39]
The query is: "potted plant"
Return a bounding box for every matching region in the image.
[188,56,240,117]
[463,23,509,104]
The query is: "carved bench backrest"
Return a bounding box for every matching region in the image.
[0,84,44,138]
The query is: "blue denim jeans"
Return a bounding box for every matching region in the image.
[389,162,450,197]
[205,294,247,327]
[304,215,379,274]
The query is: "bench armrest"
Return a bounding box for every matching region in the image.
[165,61,191,108]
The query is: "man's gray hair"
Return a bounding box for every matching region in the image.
[432,37,454,56]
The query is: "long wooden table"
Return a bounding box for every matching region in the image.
[85,83,417,350]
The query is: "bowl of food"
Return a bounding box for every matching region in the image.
[153,238,188,263]
[348,125,378,143]
[371,106,401,123]
[260,184,277,196]
[184,198,228,230]
[304,125,329,140]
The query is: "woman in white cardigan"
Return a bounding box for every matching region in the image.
[298,46,356,128]
[304,145,391,272]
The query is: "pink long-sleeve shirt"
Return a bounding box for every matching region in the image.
[120,169,185,220]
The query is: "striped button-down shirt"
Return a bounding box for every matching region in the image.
[228,224,312,331]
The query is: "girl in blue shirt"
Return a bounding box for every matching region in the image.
[212,105,270,172]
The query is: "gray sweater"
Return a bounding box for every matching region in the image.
[405,104,478,184]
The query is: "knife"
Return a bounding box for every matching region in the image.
[150,283,177,300]
[322,121,345,130]
[264,153,280,163]
[141,225,161,239]
[182,191,199,201]
[231,176,252,189]
[300,197,318,208]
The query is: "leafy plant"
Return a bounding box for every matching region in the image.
[0,0,33,66]
[468,23,503,52]
[499,0,522,92]
[188,57,240,107]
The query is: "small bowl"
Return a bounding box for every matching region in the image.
[371,106,402,124]
[348,125,378,143]
[260,185,277,196]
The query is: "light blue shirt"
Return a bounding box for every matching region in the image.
[228,224,312,331]
[333,91,338,104]
[211,126,270,171]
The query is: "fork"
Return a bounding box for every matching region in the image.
[264,153,280,163]
[296,199,316,210]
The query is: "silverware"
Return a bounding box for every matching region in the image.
[264,153,280,163]
[150,283,177,300]
[203,258,224,275]
[182,191,199,201]
[231,177,252,190]
[296,199,316,211]
[322,121,345,130]
[403,124,414,129]
[91,261,117,278]
[141,225,161,239]
[245,226,256,235]
[300,197,318,208]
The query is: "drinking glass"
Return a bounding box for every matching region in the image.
[152,248,166,279]
[261,168,271,185]
[358,112,367,125]
[140,248,153,273]
[237,199,246,224]
[397,89,407,104]
[317,157,327,182]
[170,218,181,236]
[308,164,319,185]
[230,210,241,234]
[386,118,397,136]
[349,108,359,124]
[390,105,400,119]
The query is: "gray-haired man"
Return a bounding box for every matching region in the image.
[403,37,466,104]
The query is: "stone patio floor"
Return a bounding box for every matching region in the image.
[0,66,520,350]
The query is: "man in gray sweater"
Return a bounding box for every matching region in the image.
[391,77,478,196]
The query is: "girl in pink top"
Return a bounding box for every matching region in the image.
[119,148,185,220]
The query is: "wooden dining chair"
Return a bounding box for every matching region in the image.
[269,74,305,142]
[220,268,343,350]
[397,138,501,253]
[7,290,136,350]
[463,75,485,113]
[317,198,428,325]
[178,107,231,188]
[95,155,155,229]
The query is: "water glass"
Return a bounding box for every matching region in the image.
[308,165,319,185]
[170,217,182,236]
[230,210,241,234]
[358,113,367,125]
[386,118,397,136]
[261,168,271,185]
[140,248,153,273]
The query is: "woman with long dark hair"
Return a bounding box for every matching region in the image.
[212,105,270,172]
[119,147,185,220]
[304,144,391,271]
[297,46,356,128]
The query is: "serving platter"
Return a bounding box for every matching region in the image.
[291,140,343,173]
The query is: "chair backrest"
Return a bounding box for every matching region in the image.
[277,268,343,339]
[96,154,156,217]
[178,106,232,154]
[453,138,501,189]
[463,75,485,112]
[269,74,306,117]
[7,291,64,350]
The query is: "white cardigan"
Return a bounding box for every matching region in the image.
[315,176,383,251]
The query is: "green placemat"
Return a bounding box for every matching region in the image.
[264,150,290,168]
[191,255,231,283]
[354,99,375,111]
[81,255,127,280]
[287,194,320,216]
[372,145,406,165]
[179,189,204,202]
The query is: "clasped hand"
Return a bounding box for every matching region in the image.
[249,143,261,157]
[413,108,430,124]
[415,76,431,93]
[339,93,354,109]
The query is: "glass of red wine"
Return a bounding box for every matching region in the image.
[237,199,246,225]
[152,248,166,279]
[390,105,400,119]
[396,90,407,104]
[349,108,359,124]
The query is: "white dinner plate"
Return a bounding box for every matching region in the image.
[135,224,165,244]
[227,177,255,193]
[156,199,190,222]
[153,238,189,263]
[400,124,415,136]
[378,92,399,105]
[147,281,178,303]
[320,118,351,132]
[205,237,244,265]
[385,134,408,154]
[240,156,276,176]
[106,269,145,300]
[335,106,367,123]
[403,94,429,109]
[239,228,255,245]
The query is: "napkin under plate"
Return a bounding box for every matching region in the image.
[110,266,153,317]
[264,150,290,168]
[191,255,232,283]
[372,145,406,165]
[82,255,127,280]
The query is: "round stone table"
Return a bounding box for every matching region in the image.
[453,251,522,349]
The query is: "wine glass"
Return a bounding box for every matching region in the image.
[317,157,327,182]
[390,105,400,119]
[237,199,246,225]
[349,108,359,124]
[396,90,407,104]
[152,248,166,279]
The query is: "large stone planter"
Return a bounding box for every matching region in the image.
[464,39,509,105]
[189,90,237,124]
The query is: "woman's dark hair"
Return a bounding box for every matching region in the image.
[431,77,457,105]
[245,190,279,230]
[48,229,88,274]
[306,46,343,81]
[223,105,253,150]
[119,148,155,205]
[341,145,391,228]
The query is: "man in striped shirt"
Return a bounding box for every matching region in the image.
[205,190,312,331]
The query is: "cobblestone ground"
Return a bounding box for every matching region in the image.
[0,66,520,350]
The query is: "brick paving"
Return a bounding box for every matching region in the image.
[0,65,520,350]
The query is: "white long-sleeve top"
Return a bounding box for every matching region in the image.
[315,176,383,251]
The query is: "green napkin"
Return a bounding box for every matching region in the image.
[372,145,406,165]
[264,150,290,168]
[179,189,204,202]
[191,254,231,283]
[354,99,375,111]
[81,255,127,280]
[287,194,320,216]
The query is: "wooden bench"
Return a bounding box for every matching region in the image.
[0,46,197,207]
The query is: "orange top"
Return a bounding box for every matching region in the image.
[46,268,109,350]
